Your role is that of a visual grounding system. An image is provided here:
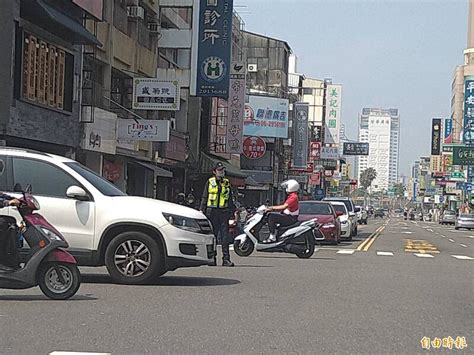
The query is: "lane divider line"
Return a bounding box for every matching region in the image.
[449,239,455,243]
[460,244,468,248]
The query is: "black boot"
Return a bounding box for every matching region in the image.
[222,259,235,267]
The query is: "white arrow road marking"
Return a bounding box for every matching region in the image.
[414,253,434,258]
[377,251,394,256]
[402,231,413,234]
[451,255,474,260]
[336,250,355,255]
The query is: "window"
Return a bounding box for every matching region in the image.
[11,158,78,198]
[21,32,73,111]
[300,203,333,215]
[65,163,126,197]
[303,88,313,95]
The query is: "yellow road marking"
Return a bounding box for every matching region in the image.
[356,226,385,252]
[403,239,440,254]
[363,233,378,251]
[357,234,374,251]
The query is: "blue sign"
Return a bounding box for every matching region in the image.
[444,118,453,144]
[243,95,289,138]
[314,188,325,200]
[191,0,233,98]
[467,183,473,192]
[463,80,474,145]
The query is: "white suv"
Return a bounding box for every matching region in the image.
[0,148,216,284]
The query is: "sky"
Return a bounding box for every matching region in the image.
[235,0,468,176]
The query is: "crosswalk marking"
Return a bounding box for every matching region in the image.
[451,255,474,260]
[376,251,394,256]
[414,253,434,258]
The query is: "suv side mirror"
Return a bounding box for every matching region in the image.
[66,186,89,201]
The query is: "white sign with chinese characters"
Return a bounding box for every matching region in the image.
[132,79,180,111]
[320,146,339,160]
[324,84,342,144]
[225,62,245,153]
[80,107,117,155]
[117,120,170,142]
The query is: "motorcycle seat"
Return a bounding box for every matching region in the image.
[276,221,301,235]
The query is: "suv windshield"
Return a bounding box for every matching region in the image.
[65,162,127,197]
[300,202,333,215]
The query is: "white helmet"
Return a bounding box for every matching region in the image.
[281,179,300,193]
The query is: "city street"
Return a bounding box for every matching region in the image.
[0,216,472,354]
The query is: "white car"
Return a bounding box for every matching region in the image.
[329,202,352,240]
[0,148,216,284]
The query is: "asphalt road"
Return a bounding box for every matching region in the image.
[0,217,472,354]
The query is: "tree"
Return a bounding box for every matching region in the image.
[360,168,377,190]
[393,183,406,197]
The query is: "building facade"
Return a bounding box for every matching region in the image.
[357,108,400,191]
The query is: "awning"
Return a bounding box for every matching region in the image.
[201,153,247,179]
[134,161,173,178]
[21,0,101,45]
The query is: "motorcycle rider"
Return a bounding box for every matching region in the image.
[264,180,300,243]
[200,162,236,267]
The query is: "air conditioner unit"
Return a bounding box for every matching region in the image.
[127,6,145,20]
[247,64,257,72]
[148,22,160,33]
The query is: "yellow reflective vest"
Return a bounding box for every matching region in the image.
[207,177,231,208]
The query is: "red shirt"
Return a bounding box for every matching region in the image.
[284,192,299,215]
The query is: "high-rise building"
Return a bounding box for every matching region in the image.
[356,108,400,191]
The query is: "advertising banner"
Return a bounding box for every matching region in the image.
[452,146,474,165]
[243,96,289,138]
[80,107,117,155]
[117,120,170,142]
[242,136,266,160]
[225,62,245,153]
[190,0,233,97]
[463,80,474,145]
[132,79,180,111]
[343,142,369,156]
[444,118,453,144]
[431,118,442,155]
[292,103,309,168]
[324,84,342,144]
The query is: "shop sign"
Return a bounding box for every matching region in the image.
[431,118,442,155]
[244,96,289,138]
[324,84,342,144]
[225,62,245,153]
[309,142,321,159]
[80,107,117,155]
[117,119,170,142]
[342,142,369,156]
[444,118,453,144]
[453,146,474,165]
[320,146,339,160]
[132,79,180,111]
[190,0,233,97]
[463,80,474,145]
[309,173,321,186]
[165,134,187,162]
[314,159,338,169]
[446,182,457,194]
[242,136,266,160]
[292,103,309,168]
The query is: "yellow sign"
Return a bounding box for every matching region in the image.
[421,336,467,350]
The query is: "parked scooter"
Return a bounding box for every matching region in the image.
[0,186,80,300]
[233,205,323,259]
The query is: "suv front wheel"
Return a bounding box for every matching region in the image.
[105,231,164,284]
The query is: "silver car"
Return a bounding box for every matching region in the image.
[440,210,456,225]
[455,214,474,230]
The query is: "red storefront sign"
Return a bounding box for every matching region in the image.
[243,136,266,159]
[103,160,123,182]
[165,134,187,162]
[309,142,321,159]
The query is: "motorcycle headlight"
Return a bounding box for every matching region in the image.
[40,227,62,241]
[163,213,202,233]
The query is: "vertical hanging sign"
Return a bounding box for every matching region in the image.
[293,103,309,168]
[190,0,233,98]
[463,80,474,145]
[444,117,453,144]
[324,84,342,144]
[225,62,245,153]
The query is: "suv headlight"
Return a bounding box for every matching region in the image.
[40,227,62,241]
[163,213,202,233]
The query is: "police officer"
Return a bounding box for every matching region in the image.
[200,162,235,267]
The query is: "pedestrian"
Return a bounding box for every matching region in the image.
[200,162,236,267]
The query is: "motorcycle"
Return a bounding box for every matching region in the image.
[0,186,81,300]
[233,205,323,259]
